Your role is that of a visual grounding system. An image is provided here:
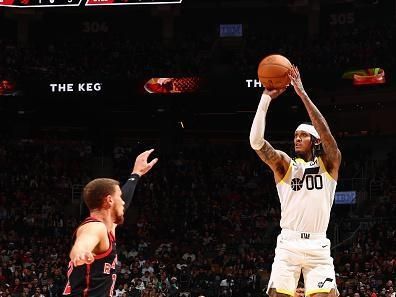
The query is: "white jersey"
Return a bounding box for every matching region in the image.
[276,157,337,233]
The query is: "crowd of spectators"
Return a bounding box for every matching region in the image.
[0,135,394,297]
[1,5,396,88]
[0,3,395,297]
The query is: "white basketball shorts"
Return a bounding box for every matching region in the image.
[266,229,338,296]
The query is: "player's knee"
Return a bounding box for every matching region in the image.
[268,289,293,297]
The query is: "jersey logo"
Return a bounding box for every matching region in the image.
[291,167,322,191]
[104,263,112,274]
[109,274,117,296]
[104,255,117,274]
[318,278,333,288]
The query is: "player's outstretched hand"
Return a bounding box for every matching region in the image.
[288,65,307,98]
[72,251,95,266]
[132,149,158,176]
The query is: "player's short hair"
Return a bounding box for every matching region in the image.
[83,178,119,210]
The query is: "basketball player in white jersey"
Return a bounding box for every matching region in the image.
[249,65,341,297]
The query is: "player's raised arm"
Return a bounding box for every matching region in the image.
[121,149,158,211]
[289,65,341,180]
[249,88,291,183]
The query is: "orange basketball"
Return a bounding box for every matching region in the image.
[257,54,292,89]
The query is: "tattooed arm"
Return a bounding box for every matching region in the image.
[249,89,291,183]
[289,65,341,180]
[256,141,291,183]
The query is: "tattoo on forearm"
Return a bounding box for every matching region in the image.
[260,142,278,162]
[307,106,329,132]
[301,96,339,159]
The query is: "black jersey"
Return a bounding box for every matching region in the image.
[63,217,118,297]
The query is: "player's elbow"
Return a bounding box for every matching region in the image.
[249,134,264,150]
[336,148,342,163]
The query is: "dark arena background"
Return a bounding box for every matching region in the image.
[0,0,395,296]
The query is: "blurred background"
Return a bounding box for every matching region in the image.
[0,1,395,296]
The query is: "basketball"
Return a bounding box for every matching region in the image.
[257,54,292,89]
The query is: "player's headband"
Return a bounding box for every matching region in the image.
[295,123,320,139]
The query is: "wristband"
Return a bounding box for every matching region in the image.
[129,173,140,181]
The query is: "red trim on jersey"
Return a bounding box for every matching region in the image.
[63,283,71,295]
[83,264,91,297]
[75,217,114,260]
[84,216,103,225]
[109,231,116,241]
[63,261,74,295]
[72,217,103,243]
[94,233,113,260]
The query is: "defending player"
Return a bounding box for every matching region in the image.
[63,149,158,296]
